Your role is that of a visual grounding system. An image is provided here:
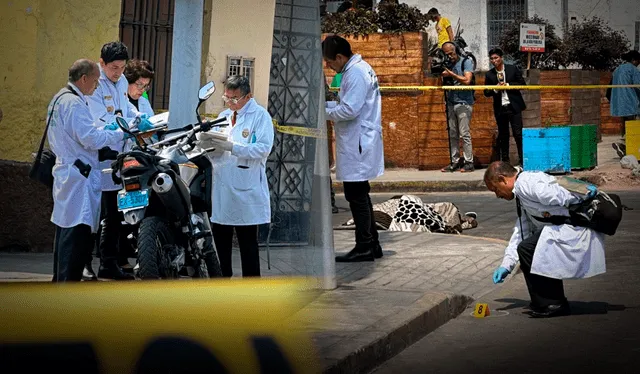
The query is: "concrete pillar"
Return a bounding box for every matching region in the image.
[168,0,204,129]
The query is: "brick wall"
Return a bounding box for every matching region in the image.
[599,71,623,135]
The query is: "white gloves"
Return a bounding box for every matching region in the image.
[210,138,234,152]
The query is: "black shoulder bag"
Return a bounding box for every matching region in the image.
[29,86,78,188]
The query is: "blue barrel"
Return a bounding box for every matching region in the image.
[522,127,571,173]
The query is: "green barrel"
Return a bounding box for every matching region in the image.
[570,124,598,170]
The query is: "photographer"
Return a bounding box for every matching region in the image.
[440,41,475,173]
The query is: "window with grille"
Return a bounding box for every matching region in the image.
[226,56,255,88]
[635,21,639,50]
[487,0,528,50]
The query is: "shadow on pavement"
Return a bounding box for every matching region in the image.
[495,298,634,315]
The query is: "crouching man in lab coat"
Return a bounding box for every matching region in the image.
[48,59,131,282]
[485,161,606,318]
[323,34,385,262]
[202,76,274,277]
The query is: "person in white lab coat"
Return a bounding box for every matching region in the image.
[485,161,606,318]
[86,41,143,280]
[323,34,385,262]
[124,59,155,117]
[202,76,274,277]
[48,59,130,282]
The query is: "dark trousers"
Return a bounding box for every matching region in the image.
[99,190,123,267]
[53,224,94,282]
[330,177,336,208]
[211,223,260,277]
[343,181,378,248]
[495,105,523,164]
[517,229,567,308]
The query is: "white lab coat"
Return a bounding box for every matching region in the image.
[135,95,154,117]
[326,54,384,182]
[48,83,125,233]
[87,67,141,191]
[501,172,606,279]
[208,98,274,225]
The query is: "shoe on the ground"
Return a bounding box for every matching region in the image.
[612,143,625,159]
[528,302,571,318]
[119,262,135,274]
[332,206,339,214]
[441,162,461,172]
[464,211,477,220]
[98,265,135,280]
[336,247,374,262]
[373,243,383,259]
[82,265,98,281]
[460,162,475,173]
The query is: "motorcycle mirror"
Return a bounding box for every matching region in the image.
[198,81,216,101]
[115,116,129,132]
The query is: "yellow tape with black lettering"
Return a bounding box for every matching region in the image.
[272,119,327,139]
[0,278,320,374]
[331,84,640,92]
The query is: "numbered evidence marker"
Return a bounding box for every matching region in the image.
[473,303,491,318]
[0,278,320,373]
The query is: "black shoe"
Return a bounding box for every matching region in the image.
[373,243,383,259]
[460,162,475,173]
[612,143,625,159]
[98,265,135,280]
[336,247,374,262]
[441,162,461,172]
[528,302,571,318]
[332,206,339,214]
[82,265,98,281]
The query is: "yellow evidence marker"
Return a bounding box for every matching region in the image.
[473,303,491,318]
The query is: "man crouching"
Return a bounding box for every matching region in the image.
[485,161,606,318]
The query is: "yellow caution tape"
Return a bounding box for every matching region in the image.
[331,84,640,92]
[0,278,320,374]
[272,119,327,139]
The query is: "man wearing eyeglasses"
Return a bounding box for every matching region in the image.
[203,75,275,278]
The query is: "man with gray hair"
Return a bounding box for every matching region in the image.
[484,161,606,318]
[201,75,274,277]
[46,59,130,282]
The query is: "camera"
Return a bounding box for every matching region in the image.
[430,48,453,76]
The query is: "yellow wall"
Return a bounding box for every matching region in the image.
[0,0,121,162]
[202,0,276,116]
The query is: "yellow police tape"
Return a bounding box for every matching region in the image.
[277,84,640,138]
[0,278,321,373]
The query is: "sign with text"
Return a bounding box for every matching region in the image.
[519,23,545,52]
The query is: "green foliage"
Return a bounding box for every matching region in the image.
[376,2,429,34]
[498,15,564,70]
[321,2,428,36]
[563,17,629,71]
[321,8,379,37]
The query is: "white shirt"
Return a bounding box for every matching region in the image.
[326,54,384,182]
[48,83,124,232]
[496,68,510,106]
[208,98,274,225]
[500,172,606,279]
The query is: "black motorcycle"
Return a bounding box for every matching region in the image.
[109,81,227,279]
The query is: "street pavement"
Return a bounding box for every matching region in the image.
[371,190,640,374]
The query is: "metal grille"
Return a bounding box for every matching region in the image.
[263,0,322,244]
[226,56,256,88]
[487,0,527,50]
[120,0,174,111]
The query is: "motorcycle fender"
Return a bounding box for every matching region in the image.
[122,208,146,225]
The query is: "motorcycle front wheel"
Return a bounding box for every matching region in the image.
[202,235,223,278]
[137,217,176,279]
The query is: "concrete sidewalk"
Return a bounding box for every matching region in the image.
[332,135,623,193]
[0,230,507,374]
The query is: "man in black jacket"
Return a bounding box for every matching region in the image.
[484,48,527,165]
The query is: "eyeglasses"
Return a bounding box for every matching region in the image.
[134,81,150,91]
[222,94,247,104]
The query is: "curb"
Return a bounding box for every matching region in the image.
[322,292,473,374]
[332,180,487,193]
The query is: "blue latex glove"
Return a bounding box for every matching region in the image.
[586,184,598,199]
[138,117,154,132]
[492,267,510,284]
[104,123,119,131]
[140,113,150,120]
